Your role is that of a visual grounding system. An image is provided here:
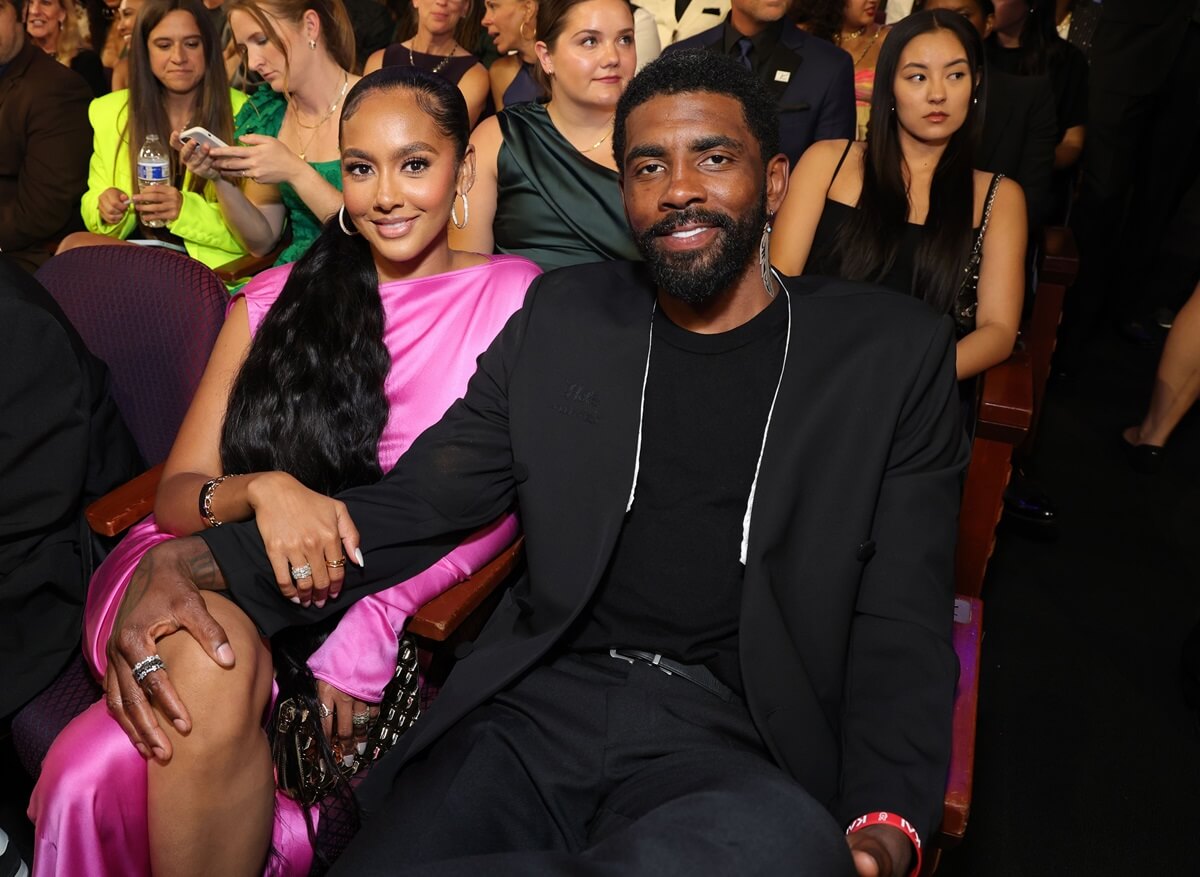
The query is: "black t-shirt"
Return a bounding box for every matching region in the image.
[987,40,1089,138]
[566,290,788,695]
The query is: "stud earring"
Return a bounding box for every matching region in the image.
[308,38,317,50]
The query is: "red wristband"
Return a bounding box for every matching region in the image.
[846,811,922,877]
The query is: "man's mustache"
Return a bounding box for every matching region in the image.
[646,208,735,238]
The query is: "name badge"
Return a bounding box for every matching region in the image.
[774,70,791,83]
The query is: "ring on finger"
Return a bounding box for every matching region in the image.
[318,702,332,718]
[326,557,346,569]
[351,712,370,728]
[132,654,166,685]
[291,563,313,580]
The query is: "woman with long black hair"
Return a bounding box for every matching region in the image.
[30,66,540,877]
[773,9,1025,381]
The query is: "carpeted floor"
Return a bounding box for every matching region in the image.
[2,325,1196,875]
[940,325,1200,876]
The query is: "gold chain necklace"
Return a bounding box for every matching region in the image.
[289,71,350,161]
[408,39,457,75]
[579,115,616,153]
[834,24,868,47]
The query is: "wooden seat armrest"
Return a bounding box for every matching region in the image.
[408,537,525,642]
[213,229,291,286]
[86,463,165,537]
[975,351,1033,445]
[941,595,982,845]
[1039,226,1079,288]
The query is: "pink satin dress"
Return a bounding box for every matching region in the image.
[28,254,541,876]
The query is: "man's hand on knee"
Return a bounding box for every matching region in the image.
[104,536,234,763]
[846,824,914,877]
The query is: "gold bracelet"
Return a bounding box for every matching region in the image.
[199,474,235,528]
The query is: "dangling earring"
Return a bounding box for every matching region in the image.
[451,192,469,229]
[759,220,776,298]
[338,205,358,235]
[308,38,317,50]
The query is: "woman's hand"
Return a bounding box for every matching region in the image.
[98,187,131,225]
[209,134,305,186]
[131,185,183,225]
[172,130,222,182]
[316,679,379,766]
[245,471,360,607]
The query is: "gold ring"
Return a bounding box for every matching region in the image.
[326,558,346,568]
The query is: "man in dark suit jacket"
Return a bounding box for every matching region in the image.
[107,52,964,877]
[0,257,141,718]
[667,0,855,166]
[0,0,92,273]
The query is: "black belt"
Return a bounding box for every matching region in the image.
[608,649,732,701]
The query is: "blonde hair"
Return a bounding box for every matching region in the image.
[227,0,357,75]
[27,0,85,63]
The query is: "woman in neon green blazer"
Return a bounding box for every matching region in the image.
[62,0,247,274]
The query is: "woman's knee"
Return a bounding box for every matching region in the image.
[156,593,272,745]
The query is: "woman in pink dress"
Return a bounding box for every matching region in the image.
[29,66,540,877]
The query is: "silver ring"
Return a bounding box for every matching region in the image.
[290,563,313,580]
[132,655,166,684]
[318,702,332,718]
[351,712,370,728]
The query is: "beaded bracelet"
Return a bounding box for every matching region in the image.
[199,474,235,528]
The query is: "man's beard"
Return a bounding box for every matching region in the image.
[633,196,768,306]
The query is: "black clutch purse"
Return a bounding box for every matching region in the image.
[273,634,422,806]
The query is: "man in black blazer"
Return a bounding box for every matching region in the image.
[0,257,141,718]
[666,0,855,166]
[107,52,964,877]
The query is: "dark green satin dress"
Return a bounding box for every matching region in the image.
[493,103,640,272]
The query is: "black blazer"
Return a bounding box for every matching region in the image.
[979,68,1058,229]
[0,258,141,717]
[206,262,967,841]
[667,19,856,167]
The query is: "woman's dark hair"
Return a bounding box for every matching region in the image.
[912,0,995,17]
[125,0,233,194]
[790,0,844,43]
[221,67,471,856]
[825,9,984,315]
[991,0,1064,77]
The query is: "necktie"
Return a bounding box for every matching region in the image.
[736,37,753,71]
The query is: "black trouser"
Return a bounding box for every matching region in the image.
[330,652,855,876]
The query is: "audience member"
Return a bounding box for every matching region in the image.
[104,49,968,877]
[59,0,248,272]
[483,0,540,107]
[916,0,1055,230]
[184,0,359,267]
[23,0,108,93]
[0,0,93,272]
[668,0,855,166]
[29,67,539,877]
[363,0,491,125]
[342,0,395,68]
[0,255,142,722]
[774,9,1025,381]
[1068,0,1199,349]
[1123,277,1200,473]
[794,0,891,141]
[108,0,144,88]
[450,0,640,269]
[633,0,727,48]
[987,0,1086,220]
[99,0,126,67]
[1053,0,1098,57]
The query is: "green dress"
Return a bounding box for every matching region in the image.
[493,103,639,272]
[234,86,342,267]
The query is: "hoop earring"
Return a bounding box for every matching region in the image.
[451,192,469,230]
[519,18,535,42]
[759,220,776,299]
[338,205,358,235]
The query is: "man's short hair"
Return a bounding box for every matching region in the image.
[613,50,782,171]
[2,0,26,19]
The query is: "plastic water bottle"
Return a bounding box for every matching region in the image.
[136,134,170,228]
